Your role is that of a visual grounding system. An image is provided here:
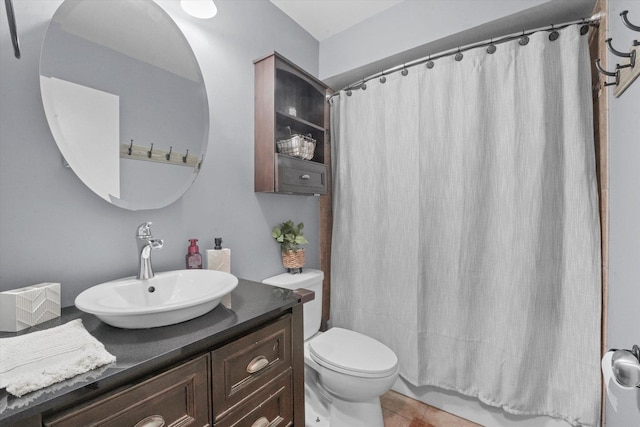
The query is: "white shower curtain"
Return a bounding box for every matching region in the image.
[330,26,601,426]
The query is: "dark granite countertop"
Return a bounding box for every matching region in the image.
[0,278,299,426]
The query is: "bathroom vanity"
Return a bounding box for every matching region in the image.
[0,279,307,427]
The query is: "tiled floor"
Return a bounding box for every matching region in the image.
[382,390,483,427]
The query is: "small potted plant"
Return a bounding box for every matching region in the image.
[272,220,308,273]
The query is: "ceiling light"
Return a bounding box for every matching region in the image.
[181,0,217,19]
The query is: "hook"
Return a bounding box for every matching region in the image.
[361,80,367,90]
[605,38,636,68]
[4,0,20,59]
[401,65,408,76]
[595,59,619,86]
[182,149,189,163]
[454,48,463,61]
[379,73,387,83]
[166,146,172,161]
[128,140,133,155]
[621,10,640,32]
[147,143,154,158]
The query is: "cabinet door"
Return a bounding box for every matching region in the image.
[45,355,210,427]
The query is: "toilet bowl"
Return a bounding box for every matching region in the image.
[263,269,399,427]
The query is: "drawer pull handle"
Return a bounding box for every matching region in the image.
[246,355,269,374]
[299,174,311,180]
[134,415,165,427]
[251,417,270,427]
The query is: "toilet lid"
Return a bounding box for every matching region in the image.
[309,328,398,378]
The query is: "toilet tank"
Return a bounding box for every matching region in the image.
[262,269,324,340]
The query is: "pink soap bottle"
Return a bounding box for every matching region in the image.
[186,239,202,269]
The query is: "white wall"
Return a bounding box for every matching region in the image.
[606,1,640,425]
[0,0,322,307]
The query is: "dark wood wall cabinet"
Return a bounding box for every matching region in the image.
[43,313,301,427]
[254,52,332,195]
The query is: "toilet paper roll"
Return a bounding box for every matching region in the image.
[601,350,635,411]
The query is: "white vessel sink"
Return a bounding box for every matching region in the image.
[75,270,238,329]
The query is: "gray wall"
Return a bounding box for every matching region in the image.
[319,0,547,82]
[607,0,640,425]
[0,0,321,307]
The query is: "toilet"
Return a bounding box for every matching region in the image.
[263,269,399,427]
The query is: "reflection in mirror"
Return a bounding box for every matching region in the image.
[40,0,209,210]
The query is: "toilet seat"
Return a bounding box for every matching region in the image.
[308,328,398,379]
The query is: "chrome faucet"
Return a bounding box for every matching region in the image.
[136,222,164,280]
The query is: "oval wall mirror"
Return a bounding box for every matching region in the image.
[40,0,209,210]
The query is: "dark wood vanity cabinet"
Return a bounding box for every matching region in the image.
[42,310,303,427]
[254,52,332,195]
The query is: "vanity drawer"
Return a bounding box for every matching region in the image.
[276,154,328,194]
[211,315,291,419]
[214,370,292,427]
[45,354,210,427]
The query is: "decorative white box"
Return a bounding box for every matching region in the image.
[0,283,61,332]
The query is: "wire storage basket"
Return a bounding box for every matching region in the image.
[276,133,316,160]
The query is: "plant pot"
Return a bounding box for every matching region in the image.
[282,249,305,273]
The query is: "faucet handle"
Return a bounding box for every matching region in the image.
[136,222,153,238]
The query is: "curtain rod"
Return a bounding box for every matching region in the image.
[329,15,601,100]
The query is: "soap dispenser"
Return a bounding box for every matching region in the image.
[206,237,231,273]
[186,239,202,269]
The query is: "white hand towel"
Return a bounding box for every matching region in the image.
[0,319,116,397]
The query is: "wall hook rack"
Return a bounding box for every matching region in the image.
[120,141,200,171]
[597,10,640,97]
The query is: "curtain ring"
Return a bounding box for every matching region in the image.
[486,39,497,54]
[519,32,530,46]
[580,23,589,35]
[401,65,408,76]
[379,73,387,83]
[346,89,352,96]
[454,48,463,61]
[549,25,559,41]
[426,55,435,69]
